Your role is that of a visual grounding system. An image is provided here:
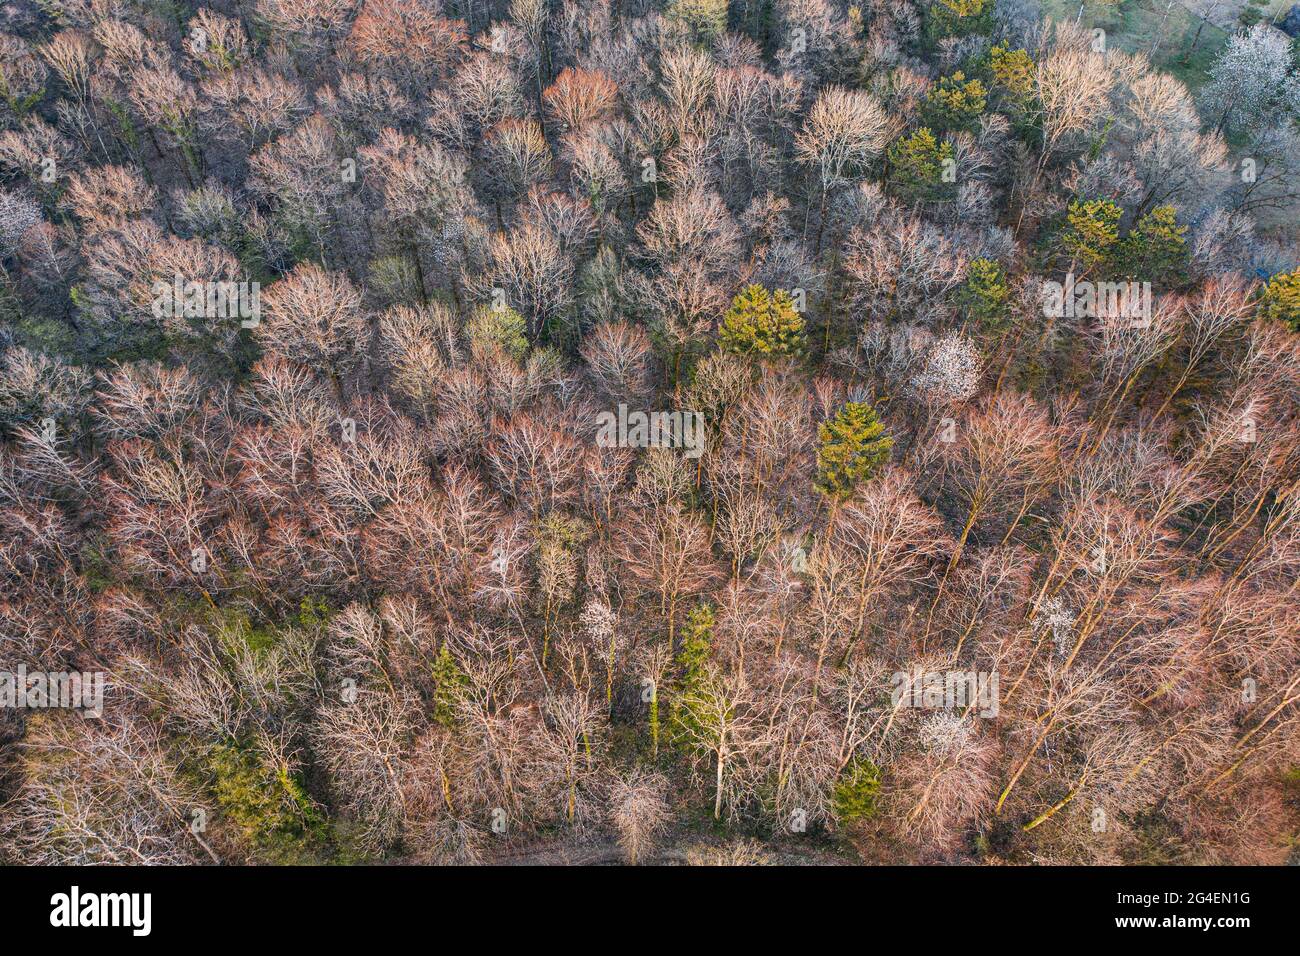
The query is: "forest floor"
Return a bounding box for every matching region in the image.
[1040,0,1300,241]
[482,833,860,865]
[1040,0,1231,92]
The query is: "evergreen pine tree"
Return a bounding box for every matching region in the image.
[922,72,988,133]
[719,284,807,357]
[666,0,729,43]
[832,758,883,823]
[957,257,1011,334]
[670,603,715,746]
[814,401,893,500]
[1258,269,1300,331]
[988,44,1036,105]
[1119,205,1188,288]
[886,128,956,204]
[432,645,469,728]
[926,0,994,40]
[467,303,530,362]
[1056,198,1123,274]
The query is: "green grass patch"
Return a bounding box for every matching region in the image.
[1039,0,1231,92]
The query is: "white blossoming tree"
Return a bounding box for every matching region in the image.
[1203,24,1298,135]
[910,331,982,405]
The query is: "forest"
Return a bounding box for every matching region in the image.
[0,0,1298,866]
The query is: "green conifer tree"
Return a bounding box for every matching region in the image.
[988,44,1036,107]
[926,0,994,40]
[958,258,1011,334]
[886,128,956,204]
[814,402,893,500]
[922,71,988,132]
[832,758,883,823]
[670,603,715,746]
[1257,269,1300,331]
[1056,198,1123,273]
[1118,205,1188,288]
[432,645,469,728]
[719,284,807,357]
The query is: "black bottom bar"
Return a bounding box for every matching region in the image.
[3,864,1283,943]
